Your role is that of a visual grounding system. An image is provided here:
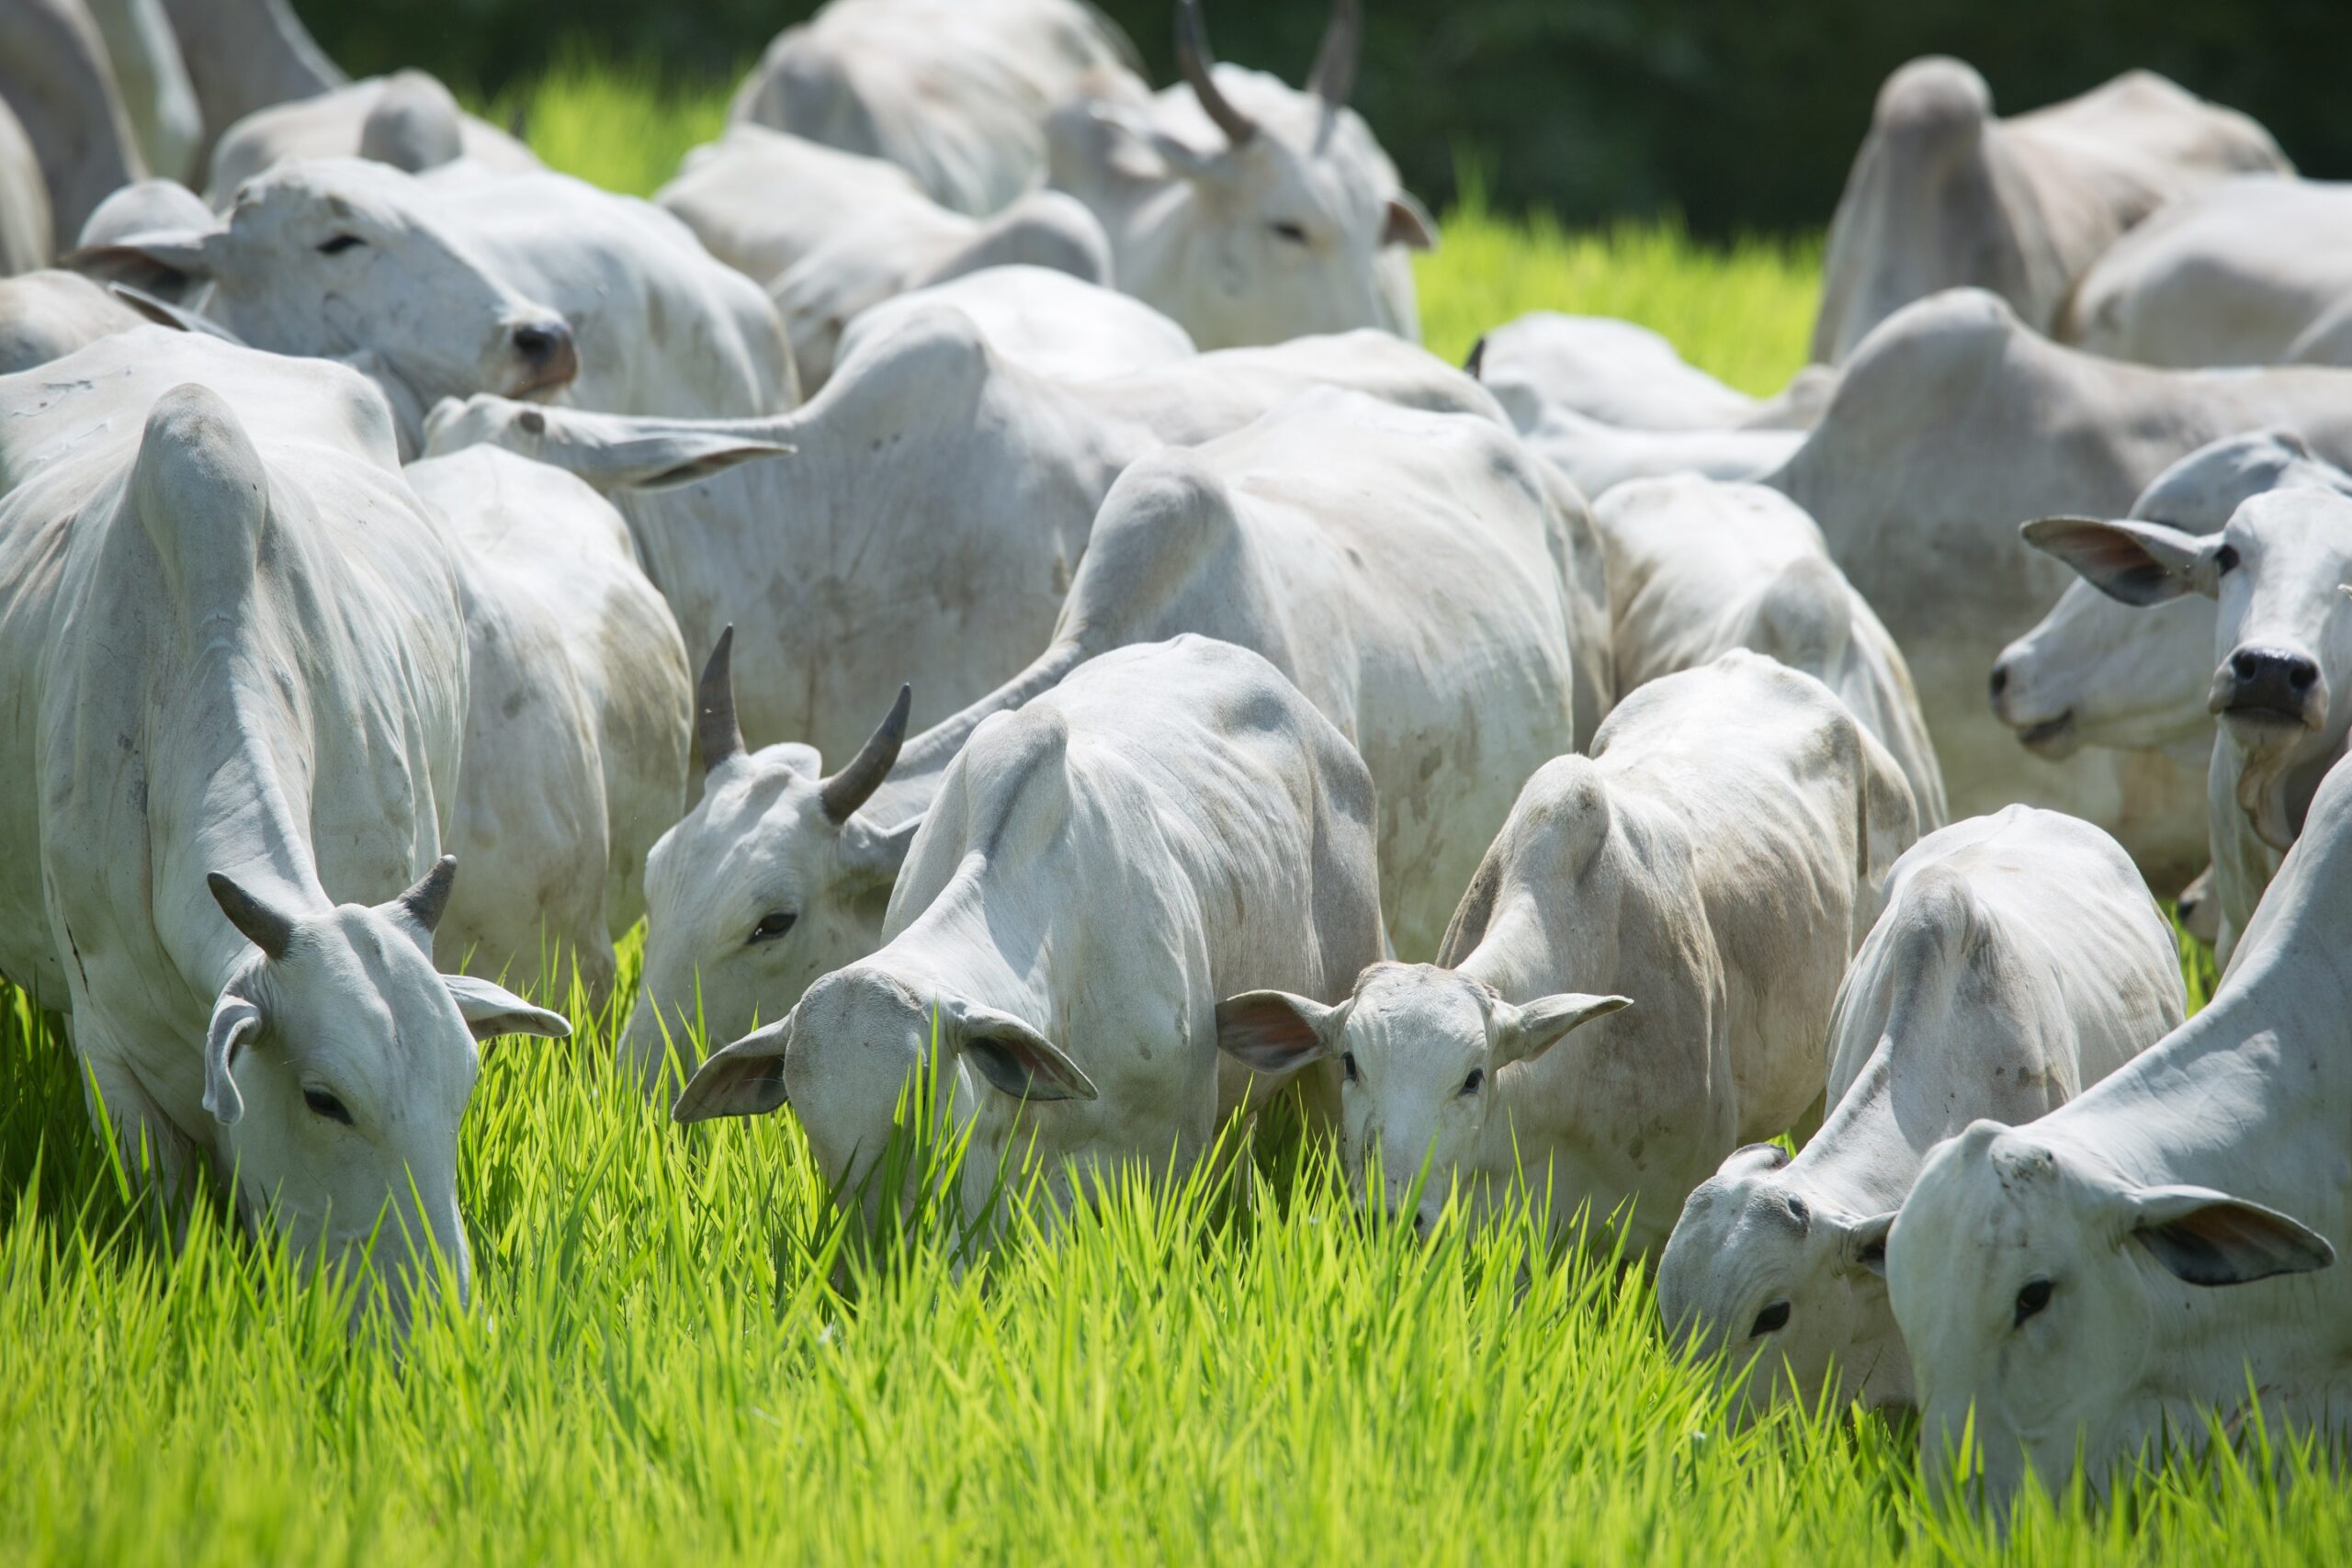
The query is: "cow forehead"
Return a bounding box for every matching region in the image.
[1345,967,1492,1054]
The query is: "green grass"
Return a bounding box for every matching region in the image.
[0,66,2310,1568]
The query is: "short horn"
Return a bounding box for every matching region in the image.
[698,626,745,779]
[1175,0,1258,147]
[398,854,458,934]
[820,683,912,824]
[207,872,296,960]
[1463,334,1487,379]
[1308,0,1362,107]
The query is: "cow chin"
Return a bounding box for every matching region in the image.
[2227,718,2324,851]
[2010,710,2080,760]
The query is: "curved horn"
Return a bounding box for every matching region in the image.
[1175,0,1258,147]
[207,871,296,960]
[820,683,912,824]
[1463,334,1487,380]
[1307,0,1362,107]
[698,626,745,779]
[398,854,458,934]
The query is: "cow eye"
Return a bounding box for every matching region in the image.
[747,910,797,945]
[1340,1051,1360,1084]
[316,233,366,255]
[1750,1300,1791,1337]
[1268,220,1310,245]
[2215,544,2241,575]
[1459,1067,1483,1097]
[2013,1276,2053,1327]
[303,1088,356,1125]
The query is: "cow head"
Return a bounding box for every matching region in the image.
[2026,486,2352,850]
[620,632,919,1090]
[1215,963,1627,1234]
[673,966,1094,1231]
[1992,432,2347,759]
[200,857,569,1336]
[1046,0,1434,350]
[1890,1121,2333,1508]
[73,160,578,447]
[1653,1144,1903,1411]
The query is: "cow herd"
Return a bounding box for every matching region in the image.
[5,0,2352,1514]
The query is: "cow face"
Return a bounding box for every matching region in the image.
[1046,3,1432,351]
[76,161,577,444]
[621,638,916,1091]
[2027,488,2352,850]
[1654,1145,1902,1411]
[200,860,568,1337]
[1216,964,1627,1234]
[1889,1121,2332,1508]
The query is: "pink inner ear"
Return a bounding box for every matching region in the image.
[1214,995,1324,1071]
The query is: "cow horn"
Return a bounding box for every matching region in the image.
[1463,334,1487,379]
[397,854,458,934]
[698,626,745,779]
[820,684,912,824]
[1175,0,1258,147]
[1307,0,1362,107]
[207,871,297,960]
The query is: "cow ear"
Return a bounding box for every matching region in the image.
[1383,192,1438,252]
[203,994,263,1124]
[674,1016,792,1123]
[1838,1210,1898,1278]
[539,425,795,493]
[2126,1185,2335,1286]
[442,974,571,1042]
[838,813,922,890]
[1491,992,1631,1067]
[1214,989,1337,1074]
[69,228,226,287]
[2020,517,2219,604]
[948,1000,1098,1102]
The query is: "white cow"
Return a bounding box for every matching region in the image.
[673,635,1386,1235]
[0,96,49,275]
[159,0,344,168]
[405,446,690,1008]
[1046,0,1436,349]
[1812,57,2287,365]
[1764,288,2352,886]
[1655,807,2181,1412]
[829,265,1193,385]
[1,0,144,242]
[731,0,1145,219]
[0,269,146,373]
[1890,756,2352,1511]
[87,0,200,183]
[2026,488,2352,965]
[421,308,1507,766]
[1214,652,1918,1251]
[2060,177,2352,369]
[206,71,541,202]
[68,175,214,304]
[1475,312,1833,434]
[80,158,797,446]
[617,389,1611,1077]
[1514,405,1805,502]
[1593,475,1946,827]
[0,329,570,1332]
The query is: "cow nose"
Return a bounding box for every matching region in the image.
[510,320,579,387]
[1987,662,2008,700]
[2226,647,2322,715]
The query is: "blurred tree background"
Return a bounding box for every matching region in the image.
[297,0,2351,234]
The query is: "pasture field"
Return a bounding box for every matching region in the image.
[0,66,2300,1568]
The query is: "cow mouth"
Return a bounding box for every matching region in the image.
[2219,696,2316,729]
[2015,712,2076,757]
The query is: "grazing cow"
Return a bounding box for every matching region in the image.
[1214,652,1917,1250]
[673,636,1386,1235]
[731,0,1146,219]
[1812,58,2286,365]
[1656,807,2181,1412]
[1476,312,1831,434]
[79,159,797,447]
[1593,476,1946,827]
[1889,757,2352,1511]
[88,0,200,183]
[2060,178,2352,369]
[0,329,570,1332]
[617,390,1610,1077]
[159,0,343,167]
[0,269,146,373]
[0,97,49,275]
[206,71,541,202]
[1,0,144,242]
[829,265,1193,385]
[404,446,690,1008]
[422,308,1506,765]
[1764,288,2352,884]
[2026,487,2352,964]
[1046,0,1436,349]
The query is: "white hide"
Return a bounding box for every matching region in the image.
[1889,758,2352,1511]
[1215,652,1918,1252]
[205,71,541,202]
[0,0,145,242]
[1592,475,1946,827]
[674,636,1386,1237]
[159,0,345,167]
[0,97,51,276]
[87,0,201,184]
[1656,807,2181,1411]
[1478,312,1781,433]
[1812,58,2288,365]
[0,270,147,373]
[831,265,1193,385]
[730,0,1146,218]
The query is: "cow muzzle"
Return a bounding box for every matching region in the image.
[1988,659,2078,757]
[2210,646,2324,730]
[506,316,580,395]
